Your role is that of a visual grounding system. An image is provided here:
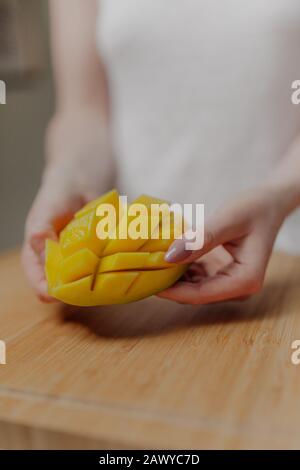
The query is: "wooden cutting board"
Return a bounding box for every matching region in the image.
[0,249,300,449]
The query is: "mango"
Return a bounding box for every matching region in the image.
[45,189,188,306]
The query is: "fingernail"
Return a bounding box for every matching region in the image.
[165,242,188,263]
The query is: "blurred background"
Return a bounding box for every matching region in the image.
[0,0,53,250]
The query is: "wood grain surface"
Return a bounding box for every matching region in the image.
[0,249,300,449]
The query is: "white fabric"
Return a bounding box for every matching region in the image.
[97,0,300,253]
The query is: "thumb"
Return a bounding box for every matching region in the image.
[164,212,246,263]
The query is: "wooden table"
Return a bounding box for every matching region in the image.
[0,250,300,449]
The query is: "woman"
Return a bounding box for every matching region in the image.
[22,0,300,304]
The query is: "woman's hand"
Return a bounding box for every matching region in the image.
[21,110,112,302]
[159,187,288,305]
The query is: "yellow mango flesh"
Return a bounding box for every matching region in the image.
[45,190,188,306]
[98,252,173,273]
[60,248,99,283]
[45,239,62,294]
[59,189,120,257]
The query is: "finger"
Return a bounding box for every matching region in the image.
[21,243,56,303]
[30,229,57,263]
[158,261,263,305]
[165,208,249,264]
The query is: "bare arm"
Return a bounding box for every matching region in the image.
[22,0,112,301]
[49,0,108,114]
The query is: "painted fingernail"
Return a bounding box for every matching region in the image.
[165,243,188,263]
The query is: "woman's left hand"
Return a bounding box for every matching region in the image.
[158,187,287,305]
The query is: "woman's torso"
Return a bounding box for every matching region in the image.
[97,0,300,253]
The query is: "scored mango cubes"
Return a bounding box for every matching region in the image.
[45,189,188,306]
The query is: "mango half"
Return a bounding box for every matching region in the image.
[45,190,188,306]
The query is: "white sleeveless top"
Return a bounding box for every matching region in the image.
[96,0,300,254]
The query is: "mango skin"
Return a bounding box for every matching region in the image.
[45,189,188,306]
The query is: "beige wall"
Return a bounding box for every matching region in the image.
[0,1,53,251]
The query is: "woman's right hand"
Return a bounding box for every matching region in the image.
[21,110,112,302]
